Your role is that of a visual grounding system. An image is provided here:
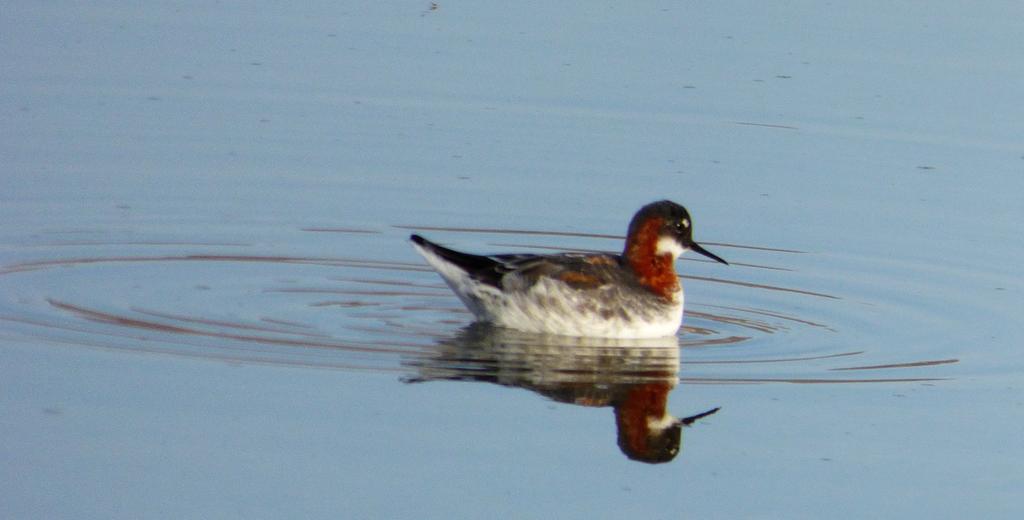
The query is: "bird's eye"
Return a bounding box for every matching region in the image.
[680,218,690,229]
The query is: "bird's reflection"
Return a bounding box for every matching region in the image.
[404,324,719,464]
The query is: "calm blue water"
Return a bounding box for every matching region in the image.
[3,2,1023,518]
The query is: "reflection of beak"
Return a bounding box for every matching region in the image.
[689,242,729,265]
[675,406,721,426]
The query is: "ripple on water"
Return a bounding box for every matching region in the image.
[0,225,963,385]
[2,225,975,464]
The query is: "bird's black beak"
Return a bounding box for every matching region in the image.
[689,242,729,265]
[676,407,721,426]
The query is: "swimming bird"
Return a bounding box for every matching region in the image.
[410,200,728,338]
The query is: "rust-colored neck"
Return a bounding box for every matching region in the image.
[614,382,672,457]
[624,217,679,300]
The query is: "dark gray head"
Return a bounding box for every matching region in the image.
[625,200,728,265]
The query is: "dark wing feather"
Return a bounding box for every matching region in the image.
[412,234,625,291]
[494,252,625,290]
[410,234,526,288]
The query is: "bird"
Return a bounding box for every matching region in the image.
[409,200,728,338]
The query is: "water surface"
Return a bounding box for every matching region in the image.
[3,2,1023,519]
